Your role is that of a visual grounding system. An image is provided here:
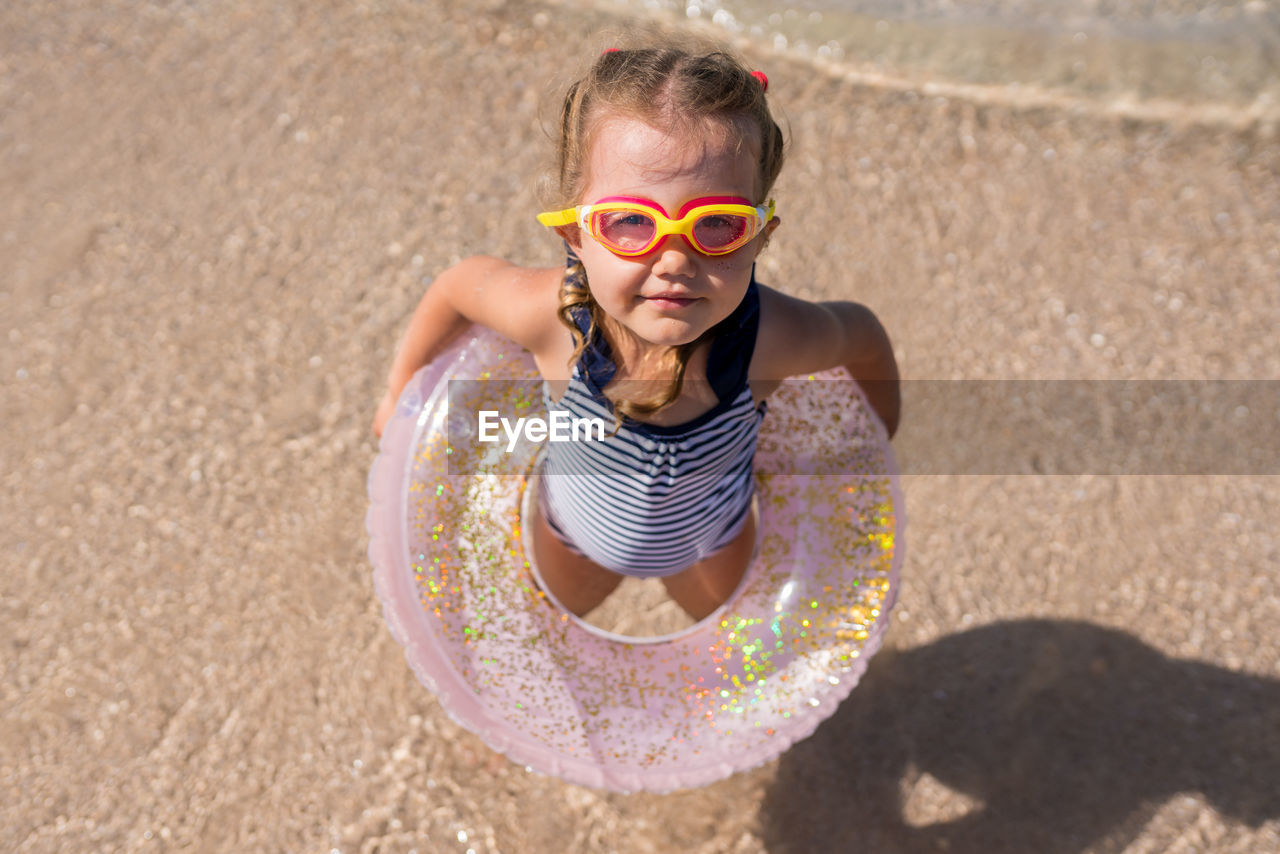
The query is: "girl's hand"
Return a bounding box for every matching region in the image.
[372,389,398,438]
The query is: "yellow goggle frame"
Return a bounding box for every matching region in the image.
[537,195,775,257]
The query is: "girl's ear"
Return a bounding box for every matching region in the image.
[757,215,781,253]
[555,224,583,248]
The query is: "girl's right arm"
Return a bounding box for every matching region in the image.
[372,256,562,436]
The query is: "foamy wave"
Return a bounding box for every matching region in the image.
[580,0,1280,129]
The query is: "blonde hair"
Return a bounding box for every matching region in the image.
[551,46,785,423]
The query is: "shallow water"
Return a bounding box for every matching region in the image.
[5,0,1279,849]
[589,0,1280,117]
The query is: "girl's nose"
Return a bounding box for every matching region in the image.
[650,236,698,276]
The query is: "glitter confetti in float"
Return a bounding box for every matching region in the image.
[366,327,903,792]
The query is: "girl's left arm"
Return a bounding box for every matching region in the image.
[756,287,901,437]
[824,301,900,438]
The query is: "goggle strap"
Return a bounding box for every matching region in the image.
[536,208,579,227]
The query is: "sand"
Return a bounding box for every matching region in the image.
[2,0,1278,851]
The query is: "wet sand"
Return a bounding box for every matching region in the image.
[2,1,1278,851]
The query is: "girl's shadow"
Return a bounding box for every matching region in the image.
[761,619,1280,853]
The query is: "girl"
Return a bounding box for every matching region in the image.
[373,47,899,622]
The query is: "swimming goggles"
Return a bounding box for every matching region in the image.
[537,195,775,257]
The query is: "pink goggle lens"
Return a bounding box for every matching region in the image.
[591,208,755,255]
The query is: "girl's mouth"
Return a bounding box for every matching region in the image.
[644,293,698,309]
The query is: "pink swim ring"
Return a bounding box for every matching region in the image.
[366,326,904,792]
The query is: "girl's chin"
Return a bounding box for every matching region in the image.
[633,318,708,348]
[600,310,703,348]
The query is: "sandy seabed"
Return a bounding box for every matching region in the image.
[2,1,1279,852]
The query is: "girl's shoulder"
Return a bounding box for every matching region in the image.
[439,256,567,358]
[751,283,846,380]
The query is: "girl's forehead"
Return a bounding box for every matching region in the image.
[585,116,760,194]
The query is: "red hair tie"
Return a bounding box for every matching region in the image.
[751,70,769,92]
[602,48,619,55]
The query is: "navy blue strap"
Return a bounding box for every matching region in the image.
[705,268,760,400]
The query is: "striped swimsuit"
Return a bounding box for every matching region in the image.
[538,274,767,579]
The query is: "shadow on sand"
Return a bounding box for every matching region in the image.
[760,619,1279,853]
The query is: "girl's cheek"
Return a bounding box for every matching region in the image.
[711,253,756,277]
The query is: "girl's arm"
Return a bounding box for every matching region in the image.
[755,286,901,437]
[822,301,900,438]
[373,256,562,436]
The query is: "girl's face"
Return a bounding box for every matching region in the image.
[568,115,777,353]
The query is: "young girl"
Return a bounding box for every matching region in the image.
[373,47,899,622]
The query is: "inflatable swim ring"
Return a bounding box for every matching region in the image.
[366,327,903,792]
